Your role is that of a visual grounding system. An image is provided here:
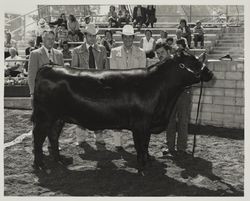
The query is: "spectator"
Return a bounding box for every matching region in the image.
[110,24,146,151]
[80,15,91,28]
[108,16,119,28]
[36,18,50,48]
[101,29,115,57]
[156,30,168,44]
[108,5,118,21]
[4,32,18,59]
[49,13,68,29]
[67,14,83,41]
[67,31,79,42]
[5,47,23,77]
[177,19,192,48]
[61,41,72,66]
[71,23,108,146]
[145,5,157,28]
[176,38,189,53]
[155,42,173,62]
[173,29,189,50]
[166,37,176,54]
[101,30,115,57]
[193,20,205,49]
[140,29,156,58]
[24,39,37,73]
[132,5,147,29]
[25,39,36,56]
[118,5,130,27]
[57,23,69,43]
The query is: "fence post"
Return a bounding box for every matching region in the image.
[189,5,192,23]
[23,16,26,41]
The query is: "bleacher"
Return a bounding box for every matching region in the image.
[7,5,244,63]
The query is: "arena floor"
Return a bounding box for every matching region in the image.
[4,109,244,196]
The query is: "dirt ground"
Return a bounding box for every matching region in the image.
[4,109,244,196]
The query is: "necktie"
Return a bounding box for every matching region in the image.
[48,50,53,63]
[88,46,96,69]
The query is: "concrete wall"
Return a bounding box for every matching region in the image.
[191,60,244,129]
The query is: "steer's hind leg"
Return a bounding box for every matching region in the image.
[47,120,64,161]
[47,120,73,166]
[33,120,52,170]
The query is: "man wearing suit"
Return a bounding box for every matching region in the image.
[71,23,108,146]
[28,30,64,95]
[110,25,146,151]
[132,5,147,29]
[28,30,64,153]
[71,23,108,69]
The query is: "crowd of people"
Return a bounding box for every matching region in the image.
[107,5,156,29]
[4,8,206,79]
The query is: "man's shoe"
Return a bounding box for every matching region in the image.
[162,148,176,156]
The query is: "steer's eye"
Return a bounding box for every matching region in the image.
[179,63,185,69]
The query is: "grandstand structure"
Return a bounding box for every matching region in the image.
[4,5,244,60]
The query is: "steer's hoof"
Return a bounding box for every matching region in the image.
[32,162,51,174]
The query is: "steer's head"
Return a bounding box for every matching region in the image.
[173,50,213,86]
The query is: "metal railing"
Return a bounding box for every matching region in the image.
[5,5,50,41]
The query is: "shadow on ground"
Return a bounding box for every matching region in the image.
[189,124,244,140]
[35,142,243,196]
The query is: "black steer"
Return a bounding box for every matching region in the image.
[31,52,213,173]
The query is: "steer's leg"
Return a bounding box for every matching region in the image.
[47,120,64,161]
[144,133,152,162]
[132,129,148,174]
[33,120,51,170]
[47,120,73,166]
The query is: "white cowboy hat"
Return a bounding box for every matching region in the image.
[81,23,99,35]
[117,25,139,36]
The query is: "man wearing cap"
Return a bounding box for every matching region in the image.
[71,23,108,146]
[109,24,146,151]
[80,15,91,28]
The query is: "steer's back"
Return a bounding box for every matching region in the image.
[33,66,163,130]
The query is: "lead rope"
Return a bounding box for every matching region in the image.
[192,80,203,157]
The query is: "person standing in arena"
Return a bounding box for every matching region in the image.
[109,24,146,151]
[28,30,64,153]
[71,23,108,146]
[156,41,192,158]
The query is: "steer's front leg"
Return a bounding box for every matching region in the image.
[132,130,148,175]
